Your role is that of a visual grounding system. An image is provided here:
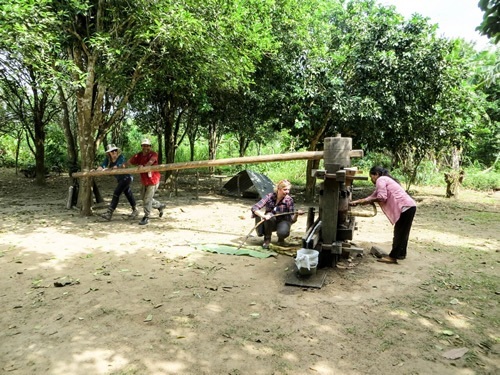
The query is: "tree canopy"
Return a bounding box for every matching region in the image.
[478,0,500,44]
[0,0,498,210]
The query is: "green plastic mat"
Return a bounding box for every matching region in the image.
[196,244,277,259]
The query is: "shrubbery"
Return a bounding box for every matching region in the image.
[2,130,499,191]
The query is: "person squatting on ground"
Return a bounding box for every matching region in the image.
[97,144,138,221]
[251,179,304,249]
[124,138,166,225]
[350,166,417,264]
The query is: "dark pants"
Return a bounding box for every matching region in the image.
[110,176,136,210]
[389,206,416,259]
[255,217,291,240]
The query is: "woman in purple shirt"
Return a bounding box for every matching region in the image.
[350,166,416,264]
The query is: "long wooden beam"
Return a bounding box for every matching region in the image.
[72,151,326,178]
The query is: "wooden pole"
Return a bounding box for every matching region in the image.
[72,151,326,178]
[195,171,199,200]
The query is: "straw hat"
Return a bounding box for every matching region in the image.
[105,144,118,153]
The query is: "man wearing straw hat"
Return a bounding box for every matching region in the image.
[124,138,166,225]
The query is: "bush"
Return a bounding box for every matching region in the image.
[461,167,500,191]
[0,135,31,167]
[352,151,393,174]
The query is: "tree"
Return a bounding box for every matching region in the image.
[332,2,473,190]
[56,0,169,214]
[129,0,279,178]
[0,0,148,200]
[57,84,79,172]
[477,0,500,44]
[0,1,65,184]
[257,0,347,199]
[465,47,499,168]
[0,52,59,185]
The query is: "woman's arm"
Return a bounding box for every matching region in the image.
[350,191,378,206]
[251,194,273,219]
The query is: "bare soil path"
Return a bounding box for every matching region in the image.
[0,168,498,375]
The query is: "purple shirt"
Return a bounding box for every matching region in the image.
[251,192,295,222]
[368,176,416,225]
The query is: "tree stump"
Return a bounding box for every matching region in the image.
[444,170,464,198]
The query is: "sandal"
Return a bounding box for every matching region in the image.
[377,256,398,264]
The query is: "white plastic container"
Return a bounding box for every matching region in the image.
[295,248,319,276]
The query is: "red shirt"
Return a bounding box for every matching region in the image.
[128,151,161,186]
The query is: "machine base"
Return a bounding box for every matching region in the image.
[284,263,328,289]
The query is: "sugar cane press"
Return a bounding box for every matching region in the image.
[302,136,368,268]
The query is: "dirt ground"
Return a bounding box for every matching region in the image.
[0,168,498,375]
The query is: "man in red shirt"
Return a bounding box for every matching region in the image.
[125,138,166,225]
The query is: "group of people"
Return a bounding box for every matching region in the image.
[251,167,416,265]
[96,139,416,261]
[96,138,165,226]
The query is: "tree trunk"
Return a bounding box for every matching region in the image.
[75,54,99,216]
[14,130,22,175]
[451,145,461,170]
[31,76,49,186]
[444,146,464,198]
[238,134,249,157]
[305,158,320,202]
[187,120,198,162]
[304,120,328,201]
[162,102,176,181]
[444,170,465,198]
[58,85,78,172]
[35,130,45,186]
[208,121,218,174]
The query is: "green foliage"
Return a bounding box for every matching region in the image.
[477,0,500,44]
[174,131,308,185]
[314,146,497,190]
[44,124,66,168]
[112,121,147,156]
[353,151,394,175]
[265,160,308,186]
[412,161,444,186]
[465,48,500,167]
[0,136,17,167]
[353,150,499,190]
[0,0,497,199]
[0,134,30,167]
[461,165,500,190]
[176,141,209,163]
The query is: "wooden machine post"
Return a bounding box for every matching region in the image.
[302,135,367,268]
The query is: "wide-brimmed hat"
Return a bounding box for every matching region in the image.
[141,138,152,146]
[105,144,118,153]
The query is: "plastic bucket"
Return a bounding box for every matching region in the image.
[295,248,319,276]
